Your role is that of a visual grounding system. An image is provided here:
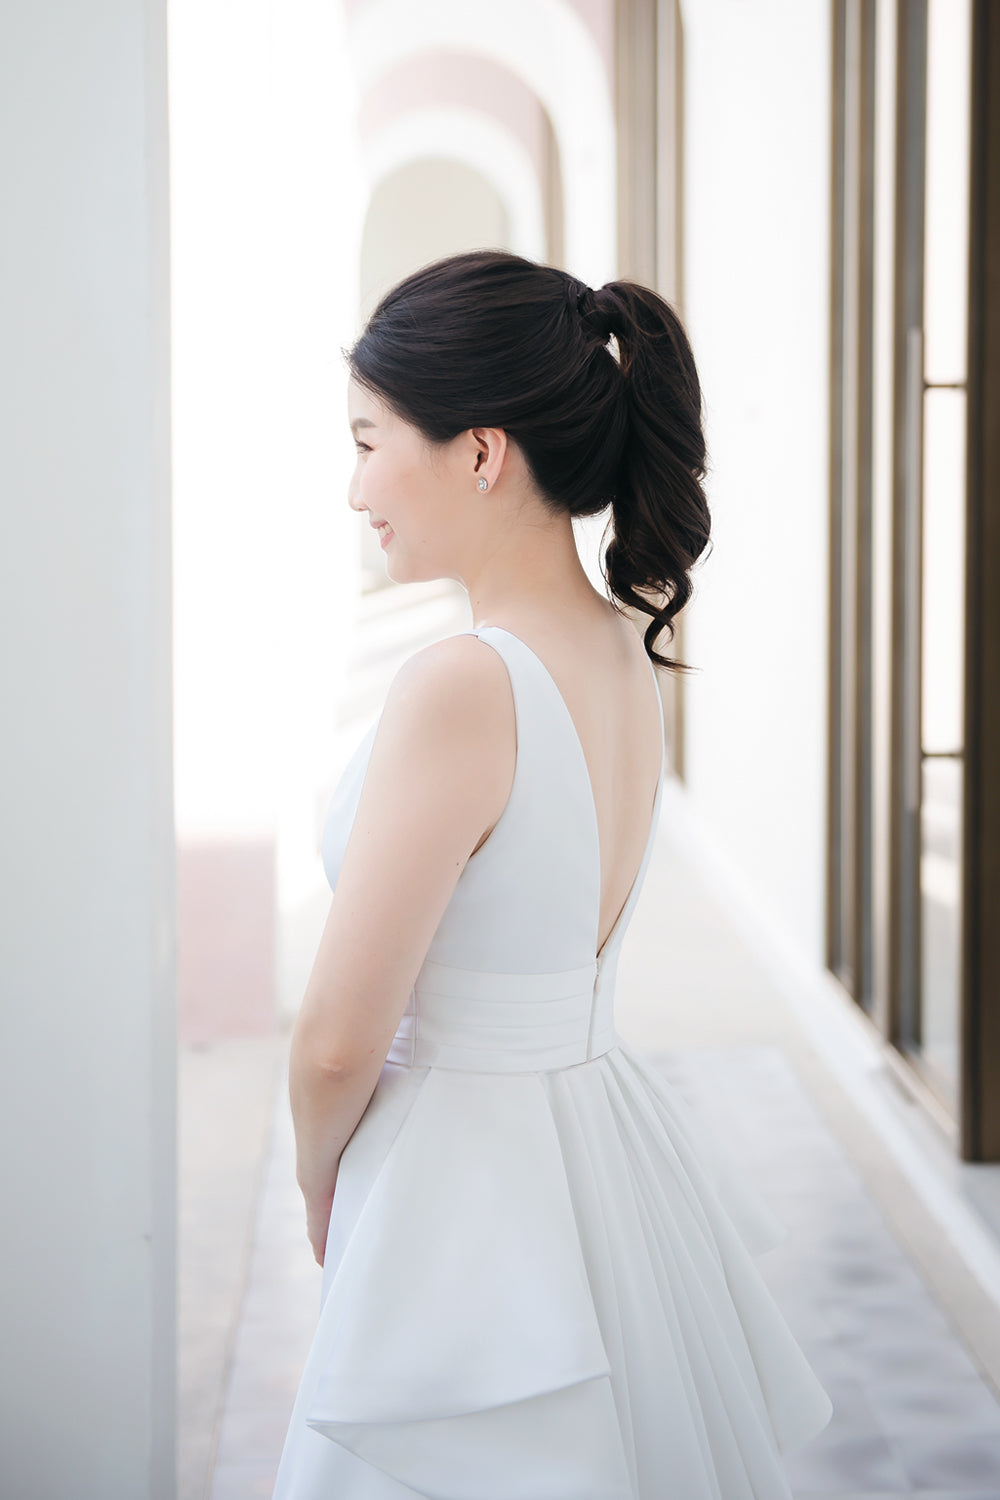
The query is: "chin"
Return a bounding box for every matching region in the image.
[385,555,447,587]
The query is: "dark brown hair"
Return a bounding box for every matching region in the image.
[347,250,711,671]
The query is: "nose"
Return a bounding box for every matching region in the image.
[347,471,366,513]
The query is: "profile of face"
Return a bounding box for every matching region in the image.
[347,377,503,587]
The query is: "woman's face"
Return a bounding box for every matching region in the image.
[347,378,478,586]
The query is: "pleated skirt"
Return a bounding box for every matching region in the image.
[271,1041,833,1499]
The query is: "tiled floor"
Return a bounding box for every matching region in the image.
[207,1065,319,1500]
[178,1036,286,1500]
[663,1048,1000,1497]
[186,772,1000,1499]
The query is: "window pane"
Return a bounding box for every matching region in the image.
[919,756,963,1110]
[921,387,966,755]
[923,0,972,385]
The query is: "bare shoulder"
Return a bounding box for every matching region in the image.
[373,633,516,797]
[386,632,513,728]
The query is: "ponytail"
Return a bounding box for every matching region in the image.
[578,281,711,671]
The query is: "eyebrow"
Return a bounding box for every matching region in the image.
[350,418,377,434]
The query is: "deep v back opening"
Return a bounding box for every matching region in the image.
[472,624,665,966]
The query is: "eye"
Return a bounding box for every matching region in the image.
[354,440,372,454]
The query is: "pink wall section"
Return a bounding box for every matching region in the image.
[177,840,277,1043]
[343,0,615,108]
[358,51,552,180]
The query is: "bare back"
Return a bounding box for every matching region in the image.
[471,600,664,955]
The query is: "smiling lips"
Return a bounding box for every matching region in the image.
[371,519,394,547]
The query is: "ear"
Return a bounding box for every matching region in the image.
[467,426,508,492]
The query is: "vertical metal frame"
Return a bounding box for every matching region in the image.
[827,0,877,1006]
[614,0,689,778]
[854,4,878,1012]
[888,0,927,1057]
[962,0,1000,1160]
[657,0,687,780]
[541,108,565,270]
[616,0,659,287]
[827,0,848,980]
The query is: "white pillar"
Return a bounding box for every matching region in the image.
[0,3,175,1497]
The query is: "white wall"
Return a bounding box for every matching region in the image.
[681,0,831,965]
[0,3,175,1495]
[170,0,366,886]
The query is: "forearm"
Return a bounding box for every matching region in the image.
[287,1031,382,1208]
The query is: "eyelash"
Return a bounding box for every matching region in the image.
[354,441,372,454]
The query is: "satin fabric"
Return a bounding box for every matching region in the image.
[272,626,833,1499]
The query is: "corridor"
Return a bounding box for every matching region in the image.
[6,0,998,1492]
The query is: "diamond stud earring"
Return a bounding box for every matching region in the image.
[477,478,488,491]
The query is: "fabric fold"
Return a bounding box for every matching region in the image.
[287,1049,831,1500]
[302,1066,632,1498]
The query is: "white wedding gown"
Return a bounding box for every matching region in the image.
[272,624,833,1499]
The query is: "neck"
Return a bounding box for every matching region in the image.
[463,508,606,628]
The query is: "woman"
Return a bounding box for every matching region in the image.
[272,250,833,1499]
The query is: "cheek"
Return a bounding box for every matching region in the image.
[360,448,446,539]
[357,455,391,510]
[383,460,435,525]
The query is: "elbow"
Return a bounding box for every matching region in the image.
[289,1014,376,1083]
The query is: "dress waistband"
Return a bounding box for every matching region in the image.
[386,957,618,1074]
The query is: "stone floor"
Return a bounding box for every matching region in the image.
[178,1036,286,1500]
[181,772,1000,1500]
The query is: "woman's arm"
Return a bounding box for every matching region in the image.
[290,634,515,1263]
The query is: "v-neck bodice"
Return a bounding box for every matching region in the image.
[320,624,665,1074]
[476,625,666,967]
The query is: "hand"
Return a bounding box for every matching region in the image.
[304,1190,335,1267]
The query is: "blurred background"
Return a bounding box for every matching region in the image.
[3,1,1000,1497]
